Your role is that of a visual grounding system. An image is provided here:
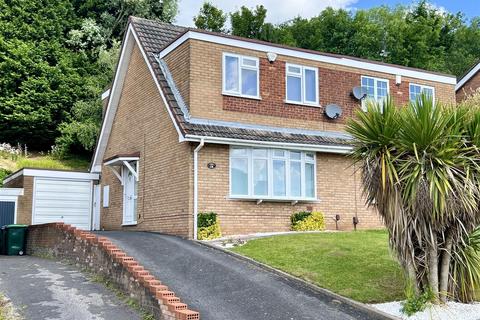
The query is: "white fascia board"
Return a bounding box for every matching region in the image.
[22,169,99,181]
[101,89,111,100]
[0,188,24,196]
[2,169,24,185]
[185,135,353,154]
[456,63,480,91]
[160,31,456,85]
[90,24,185,174]
[91,25,135,174]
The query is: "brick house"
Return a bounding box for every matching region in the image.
[90,17,457,239]
[456,61,480,102]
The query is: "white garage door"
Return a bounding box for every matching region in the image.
[33,178,92,230]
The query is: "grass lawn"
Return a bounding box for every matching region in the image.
[231,230,405,303]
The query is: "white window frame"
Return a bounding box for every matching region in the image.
[361,76,390,111]
[229,147,317,201]
[222,52,260,99]
[409,83,435,104]
[285,63,319,107]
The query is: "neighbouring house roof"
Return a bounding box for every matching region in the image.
[456,61,480,92]
[91,16,455,172]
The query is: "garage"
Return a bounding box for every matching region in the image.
[33,178,93,230]
[1,169,99,230]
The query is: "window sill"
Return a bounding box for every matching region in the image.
[284,100,321,108]
[228,196,320,204]
[222,92,262,101]
[122,222,137,226]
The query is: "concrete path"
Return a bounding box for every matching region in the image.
[0,256,141,320]
[100,231,387,320]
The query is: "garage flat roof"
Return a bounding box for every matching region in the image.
[3,168,100,185]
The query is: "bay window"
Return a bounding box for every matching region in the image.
[361,76,389,111]
[409,84,434,103]
[285,63,319,106]
[230,147,317,200]
[223,53,259,98]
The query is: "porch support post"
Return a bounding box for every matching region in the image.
[107,166,123,185]
[122,160,139,181]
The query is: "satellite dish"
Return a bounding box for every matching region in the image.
[325,104,342,119]
[352,87,368,100]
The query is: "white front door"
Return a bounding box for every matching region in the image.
[122,166,138,225]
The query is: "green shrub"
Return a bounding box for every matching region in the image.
[197,212,221,240]
[291,211,326,231]
[290,211,311,225]
[198,212,217,228]
[401,285,435,316]
[0,169,11,187]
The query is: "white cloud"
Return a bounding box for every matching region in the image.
[175,0,359,27]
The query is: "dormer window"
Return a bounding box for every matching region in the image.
[285,63,319,106]
[223,53,259,99]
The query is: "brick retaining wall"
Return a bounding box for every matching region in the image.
[26,223,199,320]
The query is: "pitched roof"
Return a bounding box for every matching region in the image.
[129,16,352,148]
[456,61,480,92]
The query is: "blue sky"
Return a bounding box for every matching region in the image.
[355,1,479,19]
[176,0,479,27]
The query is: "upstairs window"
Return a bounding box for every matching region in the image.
[230,147,316,200]
[223,53,259,98]
[285,64,319,106]
[361,76,389,111]
[409,84,434,104]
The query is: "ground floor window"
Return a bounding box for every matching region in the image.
[230,147,316,200]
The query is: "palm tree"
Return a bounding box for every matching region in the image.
[347,95,480,303]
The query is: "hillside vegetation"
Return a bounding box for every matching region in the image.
[0,144,90,186]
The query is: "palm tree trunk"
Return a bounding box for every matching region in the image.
[439,232,453,303]
[406,254,420,294]
[428,239,440,302]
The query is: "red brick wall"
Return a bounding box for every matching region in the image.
[223,57,421,123]
[180,39,456,133]
[26,223,199,320]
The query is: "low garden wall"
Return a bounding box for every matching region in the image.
[26,223,199,320]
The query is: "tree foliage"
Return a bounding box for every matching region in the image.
[193,2,226,33]
[347,94,480,303]
[0,0,178,155]
[196,1,479,77]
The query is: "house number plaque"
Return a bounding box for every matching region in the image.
[207,162,216,169]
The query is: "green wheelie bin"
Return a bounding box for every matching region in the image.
[2,225,27,255]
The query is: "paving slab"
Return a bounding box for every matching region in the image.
[100,231,391,320]
[0,256,141,320]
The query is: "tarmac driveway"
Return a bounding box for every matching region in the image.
[0,256,141,320]
[101,231,389,320]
